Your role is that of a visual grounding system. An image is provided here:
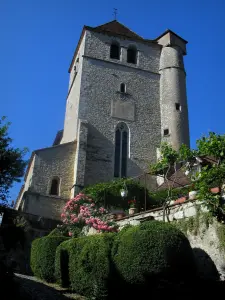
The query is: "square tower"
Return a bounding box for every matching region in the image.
[62,21,189,192]
[15,21,190,218]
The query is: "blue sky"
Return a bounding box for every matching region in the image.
[1,0,225,201]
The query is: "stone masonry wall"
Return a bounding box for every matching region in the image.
[31,142,76,199]
[84,30,161,73]
[62,32,86,143]
[0,207,61,274]
[22,191,67,220]
[80,34,161,186]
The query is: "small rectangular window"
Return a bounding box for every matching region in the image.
[164,129,169,136]
[175,103,181,111]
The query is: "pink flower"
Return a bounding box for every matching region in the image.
[68,232,73,236]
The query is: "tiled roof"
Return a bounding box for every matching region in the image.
[90,20,144,40]
[157,168,191,191]
[157,155,217,191]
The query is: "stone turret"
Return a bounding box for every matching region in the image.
[158,30,190,150]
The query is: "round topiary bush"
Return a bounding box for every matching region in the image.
[30,236,69,282]
[63,234,115,298]
[112,221,196,290]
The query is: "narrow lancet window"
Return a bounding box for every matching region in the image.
[114,123,129,178]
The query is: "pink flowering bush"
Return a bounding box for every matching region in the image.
[61,193,118,236]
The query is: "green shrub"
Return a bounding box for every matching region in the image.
[30,236,69,282]
[83,179,190,212]
[112,221,196,287]
[83,178,157,211]
[64,234,115,298]
[48,226,82,238]
[149,186,190,206]
[55,239,71,287]
[48,228,65,237]
[30,238,43,278]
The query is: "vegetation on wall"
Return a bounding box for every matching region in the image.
[149,186,190,206]
[83,178,161,211]
[149,132,225,222]
[175,209,214,236]
[0,116,28,205]
[175,210,225,253]
[216,224,225,250]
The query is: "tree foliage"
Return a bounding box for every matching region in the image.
[0,117,28,205]
[149,132,225,222]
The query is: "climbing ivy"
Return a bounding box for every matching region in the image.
[216,225,225,251]
[175,210,213,237]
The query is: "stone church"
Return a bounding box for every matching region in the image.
[15,20,190,219]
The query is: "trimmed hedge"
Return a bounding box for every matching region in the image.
[53,221,196,298]
[30,236,69,282]
[30,238,43,278]
[57,234,115,298]
[55,239,71,287]
[112,221,196,287]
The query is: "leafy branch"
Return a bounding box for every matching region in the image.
[149,132,225,223]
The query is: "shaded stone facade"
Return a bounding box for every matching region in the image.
[15,20,190,219]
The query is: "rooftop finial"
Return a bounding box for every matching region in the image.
[113,8,118,20]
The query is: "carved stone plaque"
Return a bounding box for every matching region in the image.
[111,100,135,121]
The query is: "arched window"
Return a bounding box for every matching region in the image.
[110,42,120,60]
[120,83,126,93]
[50,177,60,196]
[127,46,137,64]
[114,123,129,178]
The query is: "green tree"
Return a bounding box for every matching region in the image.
[0,116,28,205]
[149,132,225,222]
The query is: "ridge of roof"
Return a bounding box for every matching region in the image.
[92,20,144,39]
[155,29,188,44]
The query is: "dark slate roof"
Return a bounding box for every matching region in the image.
[53,130,63,146]
[157,155,218,191]
[157,168,191,191]
[89,20,144,40]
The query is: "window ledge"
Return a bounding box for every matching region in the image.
[116,91,131,96]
